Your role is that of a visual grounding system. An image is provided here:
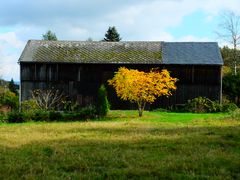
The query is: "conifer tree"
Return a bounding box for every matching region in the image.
[42,30,58,41]
[8,78,18,95]
[103,26,121,42]
[97,84,110,117]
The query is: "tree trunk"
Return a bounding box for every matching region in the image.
[137,101,146,117]
[138,109,143,117]
[234,45,237,75]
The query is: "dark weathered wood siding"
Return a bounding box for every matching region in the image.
[20,62,221,109]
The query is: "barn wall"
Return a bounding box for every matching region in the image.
[20,62,221,109]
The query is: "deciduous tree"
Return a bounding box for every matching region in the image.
[223,73,240,104]
[108,67,177,117]
[217,11,240,75]
[221,46,240,74]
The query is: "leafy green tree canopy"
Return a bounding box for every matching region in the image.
[103,26,121,42]
[221,46,240,74]
[42,30,58,41]
[223,73,240,104]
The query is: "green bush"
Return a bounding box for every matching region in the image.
[230,109,240,120]
[22,111,35,122]
[222,73,240,105]
[7,111,25,123]
[0,88,19,111]
[31,110,49,121]
[96,84,110,117]
[63,106,97,121]
[0,112,6,123]
[185,97,221,113]
[222,103,238,112]
[26,107,96,122]
[80,105,97,119]
[21,99,39,112]
[23,110,62,122]
[62,100,80,112]
[49,111,63,121]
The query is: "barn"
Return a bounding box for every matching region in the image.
[19,40,223,109]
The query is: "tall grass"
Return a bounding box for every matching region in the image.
[0,111,239,179]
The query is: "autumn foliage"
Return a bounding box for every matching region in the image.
[108,67,177,117]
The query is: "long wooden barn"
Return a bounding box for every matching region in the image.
[19,40,223,109]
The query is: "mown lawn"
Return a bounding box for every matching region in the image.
[0,111,239,179]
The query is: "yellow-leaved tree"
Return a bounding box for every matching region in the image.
[108,67,177,117]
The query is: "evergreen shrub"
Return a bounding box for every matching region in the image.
[96,84,110,117]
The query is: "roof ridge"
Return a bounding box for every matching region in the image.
[28,39,163,43]
[163,41,218,43]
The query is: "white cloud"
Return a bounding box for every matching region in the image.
[0,55,19,81]
[0,32,23,81]
[1,0,240,80]
[0,32,24,49]
[0,53,20,81]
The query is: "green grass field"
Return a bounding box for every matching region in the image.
[0,111,239,179]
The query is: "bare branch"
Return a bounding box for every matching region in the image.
[217,10,240,75]
[31,89,64,110]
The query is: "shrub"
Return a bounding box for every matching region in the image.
[80,105,97,119]
[22,111,35,122]
[185,97,221,113]
[7,111,25,123]
[222,103,238,112]
[230,109,240,120]
[23,110,63,122]
[21,99,39,112]
[49,111,63,121]
[0,88,19,111]
[63,105,97,121]
[62,100,80,112]
[31,89,64,110]
[96,84,110,117]
[0,112,6,123]
[31,110,49,121]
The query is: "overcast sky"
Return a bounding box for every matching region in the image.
[0,0,240,81]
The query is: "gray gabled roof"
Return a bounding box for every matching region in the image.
[19,40,223,65]
[161,42,223,65]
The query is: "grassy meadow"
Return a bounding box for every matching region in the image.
[0,110,239,179]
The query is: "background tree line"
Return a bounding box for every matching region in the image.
[217,11,240,105]
[42,26,121,42]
